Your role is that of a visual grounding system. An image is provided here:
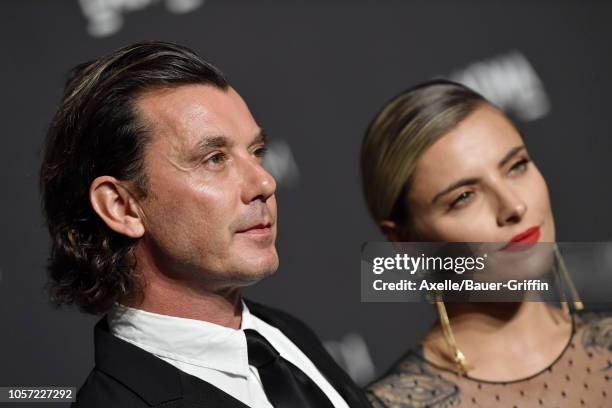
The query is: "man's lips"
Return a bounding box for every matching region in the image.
[500,226,541,251]
[236,223,273,235]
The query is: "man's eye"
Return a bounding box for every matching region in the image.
[509,158,530,175]
[254,147,268,158]
[450,191,472,210]
[205,152,227,166]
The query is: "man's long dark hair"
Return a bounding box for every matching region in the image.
[39,41,229,314]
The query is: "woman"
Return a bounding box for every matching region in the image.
[360,80,611,407]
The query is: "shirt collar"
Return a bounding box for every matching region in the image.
[108,300,254,378]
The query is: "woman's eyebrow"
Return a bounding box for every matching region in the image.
[498,145,526,168]
[431,177,479,204]
[431,145,527,204]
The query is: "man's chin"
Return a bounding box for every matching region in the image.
[227,252,279,286]
[240,269,277,287]
[221,265,277,288]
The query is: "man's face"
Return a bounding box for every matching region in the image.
[135,84,278,289]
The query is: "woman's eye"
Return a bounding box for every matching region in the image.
[509,158,530,175]
[450,191,472,209]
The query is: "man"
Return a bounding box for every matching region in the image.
[40,41,370,408]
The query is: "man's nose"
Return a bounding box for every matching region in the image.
[495,184,527,226]
[240,156,277,203]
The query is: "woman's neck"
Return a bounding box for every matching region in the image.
[422,302,572,381]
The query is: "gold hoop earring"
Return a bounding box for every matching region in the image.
[435,294,468,375]
[553,243,583,313]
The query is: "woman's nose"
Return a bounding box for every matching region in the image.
[496,186,527,226]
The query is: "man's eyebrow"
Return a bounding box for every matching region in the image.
[431,145,527,204]
[195,135,229,152]
[192,130,267,157]
[251,129,268,145]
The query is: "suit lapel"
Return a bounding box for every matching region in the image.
[94,317,250,408]
[94,303,371,408]
[179,371,251,408]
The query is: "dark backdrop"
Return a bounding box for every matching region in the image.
[1,1,611,406]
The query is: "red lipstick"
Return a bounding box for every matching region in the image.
[501,226,541,251]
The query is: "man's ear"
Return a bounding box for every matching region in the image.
[89,176,145,238]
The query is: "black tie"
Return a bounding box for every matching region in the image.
[244,329,335,408]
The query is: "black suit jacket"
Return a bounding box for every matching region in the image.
[72,299,372,407]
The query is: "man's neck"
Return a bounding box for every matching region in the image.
[122,242,247,329]
[122,279,244,329]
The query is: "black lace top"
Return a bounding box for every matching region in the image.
[367,311,612,407]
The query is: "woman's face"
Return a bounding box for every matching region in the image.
[400,103,555,244]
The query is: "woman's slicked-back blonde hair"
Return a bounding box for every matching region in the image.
[360,80,486,226]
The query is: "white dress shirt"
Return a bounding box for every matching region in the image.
[108,300,350,408]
